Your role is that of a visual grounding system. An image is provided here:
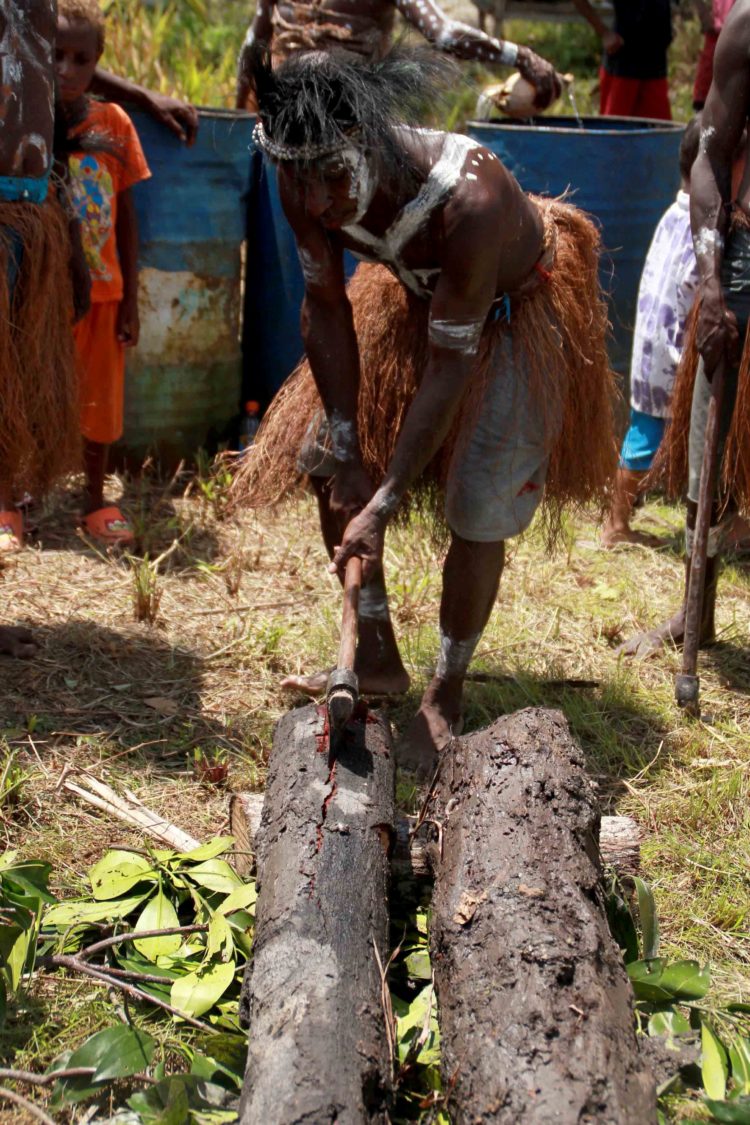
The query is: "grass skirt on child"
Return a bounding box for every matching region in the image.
[0,198,80,498]
[231,196,618,543]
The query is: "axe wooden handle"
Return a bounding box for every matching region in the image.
[337,556,362,673]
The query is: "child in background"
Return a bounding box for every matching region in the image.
[602,117,702,548]
[56,0,150,545]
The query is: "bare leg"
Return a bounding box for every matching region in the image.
[0,625,37,659]
[83,440,108,514]
[601,468,661,548]
[619,500,718,658]
[399,534,505,773]
[281,477,410,696]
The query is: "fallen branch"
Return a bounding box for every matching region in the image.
[48,953,215,1033]
[0,1067,95,1086]
[0,1087,56,1125]
[78,924,207,960]
[60,770,200,852]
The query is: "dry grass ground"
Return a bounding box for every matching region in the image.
[1,468,750,1121]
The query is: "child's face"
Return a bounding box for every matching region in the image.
[55,17,101,104]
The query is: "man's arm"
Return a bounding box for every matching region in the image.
[569,0,623,55]
[236,0,276,108]
[90,71,198,145]
[330,177,503,580]
[689,5,750,374]
[395,0,561,107]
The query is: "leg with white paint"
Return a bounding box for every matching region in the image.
[281,477,410,697]
[399,532,505,774]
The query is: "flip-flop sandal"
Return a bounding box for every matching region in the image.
[82,506,135,546]
[0,510,23,552]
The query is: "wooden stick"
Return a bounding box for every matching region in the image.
[0,1087,57,1125]
[337,556,362,673]
[62,773,200,852]
[677,357,726,714]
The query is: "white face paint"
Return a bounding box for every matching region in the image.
[695,226,724,258]
[340,143,376,223]
[435,630,480,680]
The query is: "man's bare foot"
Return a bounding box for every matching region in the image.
[280,666,411,697]
[601,525,662,549]
[617,609,715,659]
[396,678,463,777]
[0,625,38,659]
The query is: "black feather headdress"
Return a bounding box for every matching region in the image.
[250,44,457,181]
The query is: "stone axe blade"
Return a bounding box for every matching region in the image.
[326,556,362,738]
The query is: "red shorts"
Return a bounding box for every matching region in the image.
[74,300,126,445]
[693,32,718,106]
[599,68,672,121]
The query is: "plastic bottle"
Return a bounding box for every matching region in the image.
[238,401,260,452]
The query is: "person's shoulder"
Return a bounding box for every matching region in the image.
[93,100,139,134]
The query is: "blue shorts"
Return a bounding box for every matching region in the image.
[620,408,667,472]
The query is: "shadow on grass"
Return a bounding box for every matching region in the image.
[384,669,671,808]
[0,617,258,770]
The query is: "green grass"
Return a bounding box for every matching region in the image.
[3,471,748,1119]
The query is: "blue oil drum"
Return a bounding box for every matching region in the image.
[118,108,254,466]
[467,116,685,374]
[243,144,358,405]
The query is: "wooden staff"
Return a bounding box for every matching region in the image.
[676,358,726,716]
[326,556,362,738]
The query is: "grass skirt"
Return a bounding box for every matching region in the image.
[650,299,750,515]
[0,198,80,498]
[231,196,618,541]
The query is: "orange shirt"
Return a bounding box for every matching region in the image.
[69,100,151,303]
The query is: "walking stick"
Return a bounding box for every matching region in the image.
[675,357,726,716]
[326,556,362,746]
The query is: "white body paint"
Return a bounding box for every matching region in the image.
[298,245,328,287]
[370,484,400,518]
[699,125,716,155]
[435,630,480,679]
[359,586,391,620]
[0,1,54,175]
[328,409,358,461]
[343,130,482,296]
[428,316,485,354]
[694,226,724,258]
[340,143,376,223]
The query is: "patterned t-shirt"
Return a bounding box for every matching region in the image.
[630,191,699,419]
[69,100,150,303]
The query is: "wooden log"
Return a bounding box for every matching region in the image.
[238,704,394,1125]
[230,798,641,882]
[429,708,656,1124]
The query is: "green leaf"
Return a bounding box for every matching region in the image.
[44,890,152,928]
[133,891,182,961]
[54,1025,155,1103]
[703,1022,729,1100]
[128,1076,233,1122]
[605,882,639,964]
[633,876,659,960]
[176,837,234,863]
[0,923,34,993]
[729,1038,750,1097]
[0,975,6,1029]
[170,958,236,1017]
[405,948,432,981]
[183,859,242,895]
[660,960,711,1001]
[628,958,710,1002]
[705,1098,750,1124]
[648,1007,691,1044]
[206,912,232,960]
[89,850,157,900]
[217,882,257,916]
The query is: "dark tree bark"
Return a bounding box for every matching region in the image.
[429,707,656,1125]
[239,704,395,1125]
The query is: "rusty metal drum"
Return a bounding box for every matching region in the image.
[119,108,254,466]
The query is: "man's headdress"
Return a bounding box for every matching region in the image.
[249,45,457,181]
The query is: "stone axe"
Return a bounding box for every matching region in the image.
[326,556,362,738]
[675,356,726,716]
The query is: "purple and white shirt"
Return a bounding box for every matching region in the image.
[630,191,700,419]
